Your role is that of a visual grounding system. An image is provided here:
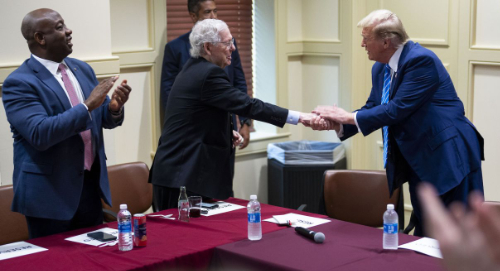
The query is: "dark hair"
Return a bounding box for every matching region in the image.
[188,0,214,14]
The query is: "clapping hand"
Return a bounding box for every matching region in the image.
[109,79,132,113]
[418,183,500,271]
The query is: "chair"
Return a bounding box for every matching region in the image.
[102,162,152,222]
[0,185,29,245]
[323,170,404,230]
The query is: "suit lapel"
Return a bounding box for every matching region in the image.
[390,41,413,99]
[28,56,72,111]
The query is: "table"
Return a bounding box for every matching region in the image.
[211,219,444,271]
[0,198,326,270]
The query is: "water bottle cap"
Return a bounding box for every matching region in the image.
[387,204,394,210]
[120,204,128,210]
[250,195,257,200]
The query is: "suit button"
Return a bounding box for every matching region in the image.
[79,171,84,175]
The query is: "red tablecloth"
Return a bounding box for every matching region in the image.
[0,198,326,270]
[211,219,444,271]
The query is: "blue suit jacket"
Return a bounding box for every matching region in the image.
[2,56,123,220]
[160,31,248,128]
[342,41,484,195]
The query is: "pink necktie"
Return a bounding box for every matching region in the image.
[58,64,94,171]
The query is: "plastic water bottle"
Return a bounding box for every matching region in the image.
[383,204,398,250]
[117,204,133,251]
[178,186,190,222]
[247,195,262,240]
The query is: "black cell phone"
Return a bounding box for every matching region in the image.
[87,231,117,242]
[201,202,219,209]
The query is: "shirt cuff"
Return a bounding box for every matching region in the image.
[109,106,124,122]
[286,110,300,125]
[81,103,92,120]
[336,124,344,138]
[353,111,362,133]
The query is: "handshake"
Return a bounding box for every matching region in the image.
[298,105,355,131]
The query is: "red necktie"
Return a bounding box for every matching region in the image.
[58,64,94,171]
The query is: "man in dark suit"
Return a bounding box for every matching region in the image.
[2,8,131,238]
[150,19,321,210]
[161,0,251,182]
[312,10,484,236]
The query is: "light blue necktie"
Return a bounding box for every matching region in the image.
[382,64,391,168]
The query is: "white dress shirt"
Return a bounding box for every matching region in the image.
[32,54,89,111]
[337,45,404,137]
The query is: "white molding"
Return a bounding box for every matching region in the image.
[0,56,120,88]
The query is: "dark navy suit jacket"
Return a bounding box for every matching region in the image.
[2,56,123,220]
[150,57,287,200]
[160,31,248,128]
[342,41,484,196]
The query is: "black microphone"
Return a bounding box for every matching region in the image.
[294,227,325,243]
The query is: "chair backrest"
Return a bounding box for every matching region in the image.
[102,162,152,222]
[323,170,400,228]
[0,185,29,245]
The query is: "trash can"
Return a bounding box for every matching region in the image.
[267,141,346,214]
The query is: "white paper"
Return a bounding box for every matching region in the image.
[263,213,331,228]
[201,202,245,216]
[0,241,47,261]
[65,227,119,247]
[399,237,443,259]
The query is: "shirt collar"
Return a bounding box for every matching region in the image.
[388,45,404,73]
[32,54,66,76]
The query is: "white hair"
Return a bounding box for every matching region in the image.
[357,9,409,48]
[189,19,229,58]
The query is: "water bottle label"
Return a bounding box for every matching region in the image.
[119,222,132,233]
[248,213,261,223]
[383,223,398,234]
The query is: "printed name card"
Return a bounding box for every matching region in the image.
[263,213,331,228]
[0,241,47,261]
[399,237,443,258]
[65,227,118,247]
[201,202,245,216]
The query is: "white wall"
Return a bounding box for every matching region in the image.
[472,65,500,201]
[0,1,113,64]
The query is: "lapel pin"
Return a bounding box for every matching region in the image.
[74,68,77,71]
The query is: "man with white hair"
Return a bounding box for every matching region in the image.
[312,10,484,236]
[149,19,323,210]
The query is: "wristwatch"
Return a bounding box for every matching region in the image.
[240,118,252,127]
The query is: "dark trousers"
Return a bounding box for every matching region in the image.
[408,167,484,237]
[26,163,103,239]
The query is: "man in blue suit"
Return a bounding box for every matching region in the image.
[161,0,251,157]
[2,8,132,238]
[312,10,484,236]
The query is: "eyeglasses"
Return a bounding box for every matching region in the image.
[215,38,235,49]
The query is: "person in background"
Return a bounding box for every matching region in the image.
[149,19,326,211]
[418,183,500,271]
[160,0,251,183]
[310,9,484,236]
[2,8,131,238]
